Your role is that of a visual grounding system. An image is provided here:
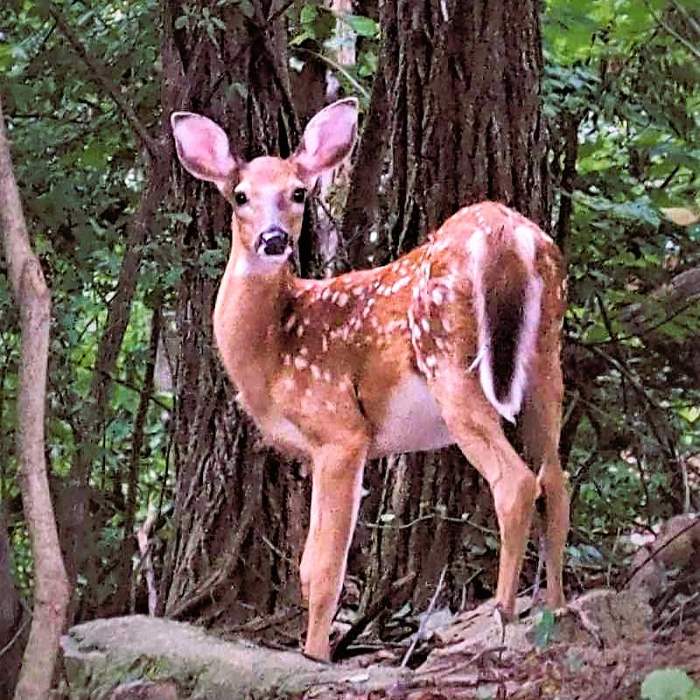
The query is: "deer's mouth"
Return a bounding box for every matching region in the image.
[257,228,291,258]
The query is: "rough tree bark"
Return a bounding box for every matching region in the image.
[159,0,316,638]
[0,96,70,700]
[341,0,551,612]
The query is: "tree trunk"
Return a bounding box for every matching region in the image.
[342,0,550,615]
[0,95,70,700]
[160,0,316,639]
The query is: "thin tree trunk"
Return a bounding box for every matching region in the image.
[47,2,177,621]
[0,95,70,700]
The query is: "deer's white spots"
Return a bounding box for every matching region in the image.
[392,277,410,293]
[426,355,437,368]
[321,335,328,353]
[323,370,332,383]
[432,288,444,305]
[352,286,365,296]
[305,388,313,398]
[331,290,340,304]
[412,286,420,300]
[421,318,431,332]
[362,306,371,318]
[324,400,337,413]
[283,354,291,366]
[296,325,304,338]
[337,292,349,307]
[300,346,308,356]
[303,316,311,326]
[294,356,308,370]
[514,224,537,264]
[284,314,297,332]
[322,287,331,301]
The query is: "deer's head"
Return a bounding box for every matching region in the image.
[171,98,358,272]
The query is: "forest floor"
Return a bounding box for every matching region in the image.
[58,588,700,700]
[312,597,700,699]
[59,515,700,699]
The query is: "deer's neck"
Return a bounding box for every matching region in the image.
[213,246,291,418]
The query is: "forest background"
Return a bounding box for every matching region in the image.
[0,0,698,696]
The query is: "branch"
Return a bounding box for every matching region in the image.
[0,95,70,700]
[643,0,700,60]
[47,4,158,156]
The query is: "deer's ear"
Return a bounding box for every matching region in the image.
[291,98,358,182]
[171,112,239,191]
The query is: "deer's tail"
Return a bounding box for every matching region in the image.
[468,223,543,422]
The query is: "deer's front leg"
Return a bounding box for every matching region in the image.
[302,437,367,661]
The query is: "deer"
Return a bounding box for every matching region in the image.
[170,98,569,661]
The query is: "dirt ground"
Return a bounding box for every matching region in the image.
[301,592,700,700]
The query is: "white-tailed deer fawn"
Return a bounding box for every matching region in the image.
[171,99,569,661]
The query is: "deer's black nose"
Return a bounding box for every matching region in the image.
[257,228,289,256]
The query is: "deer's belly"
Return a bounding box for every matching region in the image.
[370,373,454,458]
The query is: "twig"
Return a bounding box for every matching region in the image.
[418,645,507,678]
[332,572,416,660]
[401,564,447,668]
[652,591,700,639]
[643,0,700,60]
[134,504,159,615]
[0,613,31,659]
[293,47,370,99]
[48,4,158,155]
[620,516,700,588]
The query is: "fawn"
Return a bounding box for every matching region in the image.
[171,98,569,661]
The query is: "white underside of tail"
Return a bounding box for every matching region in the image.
[467,224,543,423]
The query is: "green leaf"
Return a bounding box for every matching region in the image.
[300,4,318,25]
[344,14,379,37]
[533,609,556,649]
[641,669,698,700]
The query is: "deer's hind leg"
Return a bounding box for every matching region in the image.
[519,337,568,610]
[430,367,538,618]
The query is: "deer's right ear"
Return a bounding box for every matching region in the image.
[171,112,238,192]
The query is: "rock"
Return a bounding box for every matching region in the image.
[428,588,652,664]
[61,616,407,699]
[628,513,700,600]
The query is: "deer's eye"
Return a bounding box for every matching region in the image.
[234,191,248,206]
[292,187,306,204]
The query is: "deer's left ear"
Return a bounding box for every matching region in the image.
[291,98,358,182]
